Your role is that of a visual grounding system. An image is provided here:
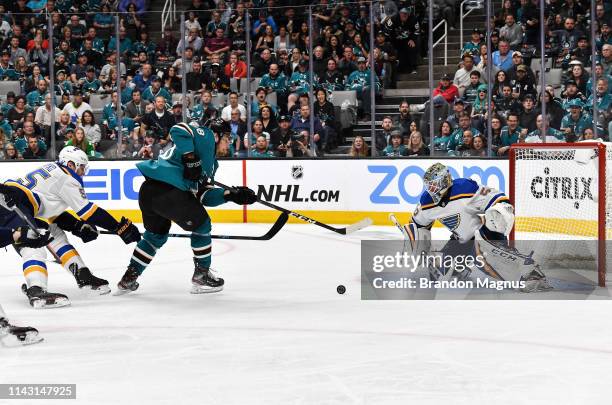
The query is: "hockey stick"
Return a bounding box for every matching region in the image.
[10,205,64,264]
[99,212,289,241]
[213,181,372,235]
[389,213,410,239]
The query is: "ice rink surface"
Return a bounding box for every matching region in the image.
[1,223,612,405]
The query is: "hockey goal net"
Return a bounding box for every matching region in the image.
[509,142,610,287]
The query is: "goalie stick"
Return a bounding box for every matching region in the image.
[100,212,289,241]
[214,181,372,235]
[389,213,410,239]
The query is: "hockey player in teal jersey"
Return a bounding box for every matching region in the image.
[117,120,258,294]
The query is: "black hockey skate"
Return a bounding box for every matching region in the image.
[21,284,70,309]
[115,265,140,295]
[191,260,224,294]
[69,264,111,295]
[0,318,43,346]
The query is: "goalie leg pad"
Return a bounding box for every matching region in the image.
[428,238,474,281]
[474,227,552,291]
[405,222,432,256]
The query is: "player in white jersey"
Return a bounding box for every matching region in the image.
[0,147,141,308]
[396,163,551,292]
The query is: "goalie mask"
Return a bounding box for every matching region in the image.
[423,163,452,205]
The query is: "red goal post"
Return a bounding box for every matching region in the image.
[509,143,607,287]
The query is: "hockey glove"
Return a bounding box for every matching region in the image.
[194,175,212,204]
[224,186,257,205]
[0,184,25,208]
[72,221,99,243]
[182,152,202,181]
[13,226,53,248]
[115,217,141,244]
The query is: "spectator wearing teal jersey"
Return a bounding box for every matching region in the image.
[26,79,49,109]
[498,113,526,156]
[108,27,133,57]
[447,112,481,153]
[586,78,612,115]
[81,67,103,95]
[526,114,566,142]
[561,99,593,141]
[382,132,408,157]
[0,49,18,80]
[142,78,172,105]
[345,56,381,120]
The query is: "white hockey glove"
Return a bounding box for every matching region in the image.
[484,202,515,236]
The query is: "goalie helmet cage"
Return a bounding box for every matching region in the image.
[509,143,607,287]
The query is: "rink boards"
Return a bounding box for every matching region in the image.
[0,159,508,225]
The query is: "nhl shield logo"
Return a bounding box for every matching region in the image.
[291,165,304,180]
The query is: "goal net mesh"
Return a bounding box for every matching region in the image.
[511,143,610,286]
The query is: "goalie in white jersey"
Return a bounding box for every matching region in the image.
[0,146,141,308]
[398,163,551,292]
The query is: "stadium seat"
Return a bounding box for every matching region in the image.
[213,93,227,107]
[0,81,21,96]
[89,94,110,111]
[547,68,562,87]
[239,78,261,92]
[329,91,357,108]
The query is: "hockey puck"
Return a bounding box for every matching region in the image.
[337,285,346,294]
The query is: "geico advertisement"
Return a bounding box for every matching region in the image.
[514,158,597,220]
[246,160,347,209]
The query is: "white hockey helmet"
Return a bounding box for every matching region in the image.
[58,146,90,175]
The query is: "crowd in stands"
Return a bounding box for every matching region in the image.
[393,0,610,157]
[0,0,607,160]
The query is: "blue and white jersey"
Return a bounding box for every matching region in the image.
[2,163,97,221]
[410,178,509,243]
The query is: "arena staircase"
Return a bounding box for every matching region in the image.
[335,8,487,155]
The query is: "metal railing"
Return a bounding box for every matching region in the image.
[432,19,448,66]
[459,0,484,48]
[161,0,177,36]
